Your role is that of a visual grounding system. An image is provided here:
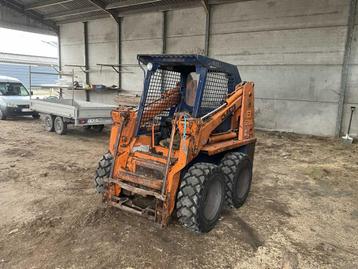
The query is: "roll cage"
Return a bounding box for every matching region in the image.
[135,54,242,135]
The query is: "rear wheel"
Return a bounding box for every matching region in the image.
[44,114,54,132]
[176,163,225,233]
[54,116,67,135]
[219,152,253,208]
[95,152,113,193]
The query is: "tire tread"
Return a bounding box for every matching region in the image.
[176,162,219,233]
[219,152,251,208]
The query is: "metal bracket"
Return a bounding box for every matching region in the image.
[96,63,135,74]
[64,64,89,73]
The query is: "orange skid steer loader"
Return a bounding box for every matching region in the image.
[95,55,256,233]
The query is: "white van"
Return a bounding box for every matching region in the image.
[0,76,39,120]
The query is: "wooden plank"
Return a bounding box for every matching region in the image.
[106,179,164,200]
[118,171,163,190]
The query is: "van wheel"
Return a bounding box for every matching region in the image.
[54,116,67,135]
[0,109,7,120]
[176,163,225,233]
[44,114,54,132]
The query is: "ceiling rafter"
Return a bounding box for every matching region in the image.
[201,0,209,14]
[3,0,241,25]
[87,0,121,24]
[0,0,58,32]
[44,6,102,20]
[106,0,162,10]
[25,0,73,11]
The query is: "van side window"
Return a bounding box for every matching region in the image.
[0,83,29,96]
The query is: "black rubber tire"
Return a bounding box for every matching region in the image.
[219,152,253,208]
[32,113,40,119]
[95,152,113,193]
[0,109,7,120]
[176,163,225,233]
[44,114,54,132]
[54,116,67,135]
[93,125,104,133]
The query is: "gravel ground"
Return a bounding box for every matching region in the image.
[0,117,357,269]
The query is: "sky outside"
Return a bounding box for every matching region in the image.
[0,27,58,58]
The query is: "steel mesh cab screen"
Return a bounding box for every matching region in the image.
[199,72,229,115]
[139,69,181,131]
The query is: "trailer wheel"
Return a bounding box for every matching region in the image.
[0,109,7,120]
[54,116,67,135]
[44,114,54,132]
[219,152,252,208]
[95,152,113,193]
[32,113,40,119]
[176,163,225,233]
[93,125,104,132]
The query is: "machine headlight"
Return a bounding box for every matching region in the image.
[7,103,18,108]
[147,62,153,71]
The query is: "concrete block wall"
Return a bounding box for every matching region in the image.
[166,7,206,54]
[121,12,163,93]
[210,0,349,136]
[59,22,86,101]
[343,4,358,137]
[60,19,119,104]
[88,18,119,104]
[58,0,358,137]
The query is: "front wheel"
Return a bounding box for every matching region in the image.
[54,116,67,135]
[94,152,113,193]
[176,163,225,233]
[44,114,54,132]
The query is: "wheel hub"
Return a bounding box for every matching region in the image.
[203,179,223,221]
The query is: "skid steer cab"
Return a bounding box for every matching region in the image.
[95,54,256,233]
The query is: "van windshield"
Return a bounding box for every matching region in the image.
[0,82,29,96]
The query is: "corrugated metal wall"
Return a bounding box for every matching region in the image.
[0,63,57,89]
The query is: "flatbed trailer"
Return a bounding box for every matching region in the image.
[30,98,116,135]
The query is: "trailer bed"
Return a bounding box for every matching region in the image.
[30,98,116,126]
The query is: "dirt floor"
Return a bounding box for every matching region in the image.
[0,117,357,269]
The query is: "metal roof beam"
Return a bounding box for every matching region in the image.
[25,0,73,11]
[201,0,209,14]
[44,6,102,20]
[87,0,120,24]
[208,0,254,3]
[0,0,58,32]
[106,0,161,10]
[56,14,108,24]
[116,1,202,17]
